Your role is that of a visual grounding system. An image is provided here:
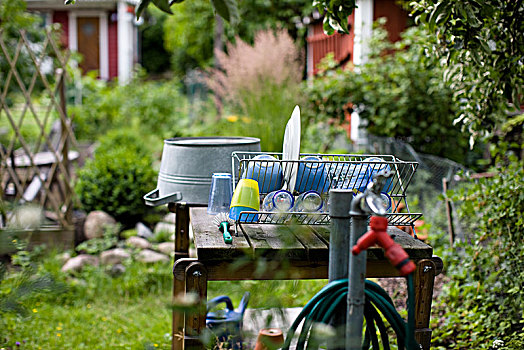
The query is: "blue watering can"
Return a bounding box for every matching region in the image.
[206,292,250,349]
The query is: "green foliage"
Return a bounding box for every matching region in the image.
[95,128,152,158]
[1,252,173,349]
[75,224,120,255]
[135,0,240,24]
[75,132,157,225]
[70,75,189,143]
[304,23,475,164]
[139,8,172,74]
[1,247,326,348]
[162,0,215,76]
[0,0,46,100]
[1,241,65,318]
[162,0,312,77]
[314,0,357,34]
[150,228,172,243]
[412,0,524,141]
[432,149,524,349]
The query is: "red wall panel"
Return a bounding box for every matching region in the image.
[52,11,69,48]
[108,13,118,79]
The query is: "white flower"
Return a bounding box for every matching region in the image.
[492,339,504,349]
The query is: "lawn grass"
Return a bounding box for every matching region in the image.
[1,250,326,349]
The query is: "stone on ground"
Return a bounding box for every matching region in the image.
[126,236,152,249]
[62,254,99,272]
[163,213,177,224]
[136,222,153,239]
[84,211,117,240]
[137,249,170,263]
[100,248,130,265]
[154,222,176,235]
[156,242,174,256]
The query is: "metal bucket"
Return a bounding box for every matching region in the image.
[144,137,261,206]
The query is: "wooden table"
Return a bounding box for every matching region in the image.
[170,204,443,350]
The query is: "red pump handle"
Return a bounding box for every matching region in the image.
[352,216,416,276]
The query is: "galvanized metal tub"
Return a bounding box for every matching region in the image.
[144,137,261,206]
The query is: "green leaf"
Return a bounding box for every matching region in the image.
[135,0,153,19]
[210,0,239,25]
[152,0,173,14]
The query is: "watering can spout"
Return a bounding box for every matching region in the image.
[238,292,250,314]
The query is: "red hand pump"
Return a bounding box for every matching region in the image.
[352,216,416,276]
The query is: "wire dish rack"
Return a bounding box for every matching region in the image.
[231,152,423,227]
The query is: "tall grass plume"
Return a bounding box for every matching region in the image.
[207,30,304,152]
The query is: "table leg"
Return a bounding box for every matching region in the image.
[172,258,197,350]
[184,261,208,350]
[170,202,190,261]
[414,259,436,350]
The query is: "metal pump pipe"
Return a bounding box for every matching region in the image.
[328,189,353,282]
[346,170,393,350]
[346,192,368,350]
[328,189,354,349]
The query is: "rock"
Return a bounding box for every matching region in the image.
[100,248,130,265]
[136,222,153,239]
[163,213,177,224]
[154,222,176,235]
[61,254,99,273]
[126,236,152,250]
[84,211,117,240]
[156,242,174,256]
[107,263,126,277]
[58,251,72,264]
[73,210,87,245]
[137,249,170,263]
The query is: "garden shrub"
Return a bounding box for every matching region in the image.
[431,148,523,349]
[95,128,154,158]
[303,22,480,165]
[70,74,189,143]
[75,133,157,225]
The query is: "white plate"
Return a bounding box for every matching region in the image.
[282,105,301,192]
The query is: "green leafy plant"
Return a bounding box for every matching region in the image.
[412,0,523,142]
[431,147,524,349]
[303,22,478,164]
[161,0,313,77]
[1,230,65,318]
[75,133,157,225]
[69,75,189,143]
[75,224,120,255]
[313,0,357,34]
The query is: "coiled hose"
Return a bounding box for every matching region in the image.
[282,275,417,350]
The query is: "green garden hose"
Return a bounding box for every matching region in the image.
[282,275,418,350]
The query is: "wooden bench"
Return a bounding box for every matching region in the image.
[171,204,443,350]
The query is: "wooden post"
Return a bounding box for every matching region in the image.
[172,258,197,350]
[442,178,455,246]
[57,68,72,225]
[414,259,436,350]
[170,202,190,261]
[184,262,208,350]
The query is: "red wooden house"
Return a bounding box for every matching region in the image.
[306,0,409,76]
[26,0,140,83]
[305,0,409,143]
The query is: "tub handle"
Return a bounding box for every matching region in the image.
[143,188,183,206]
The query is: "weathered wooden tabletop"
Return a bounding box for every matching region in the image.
[190,207,432,263]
